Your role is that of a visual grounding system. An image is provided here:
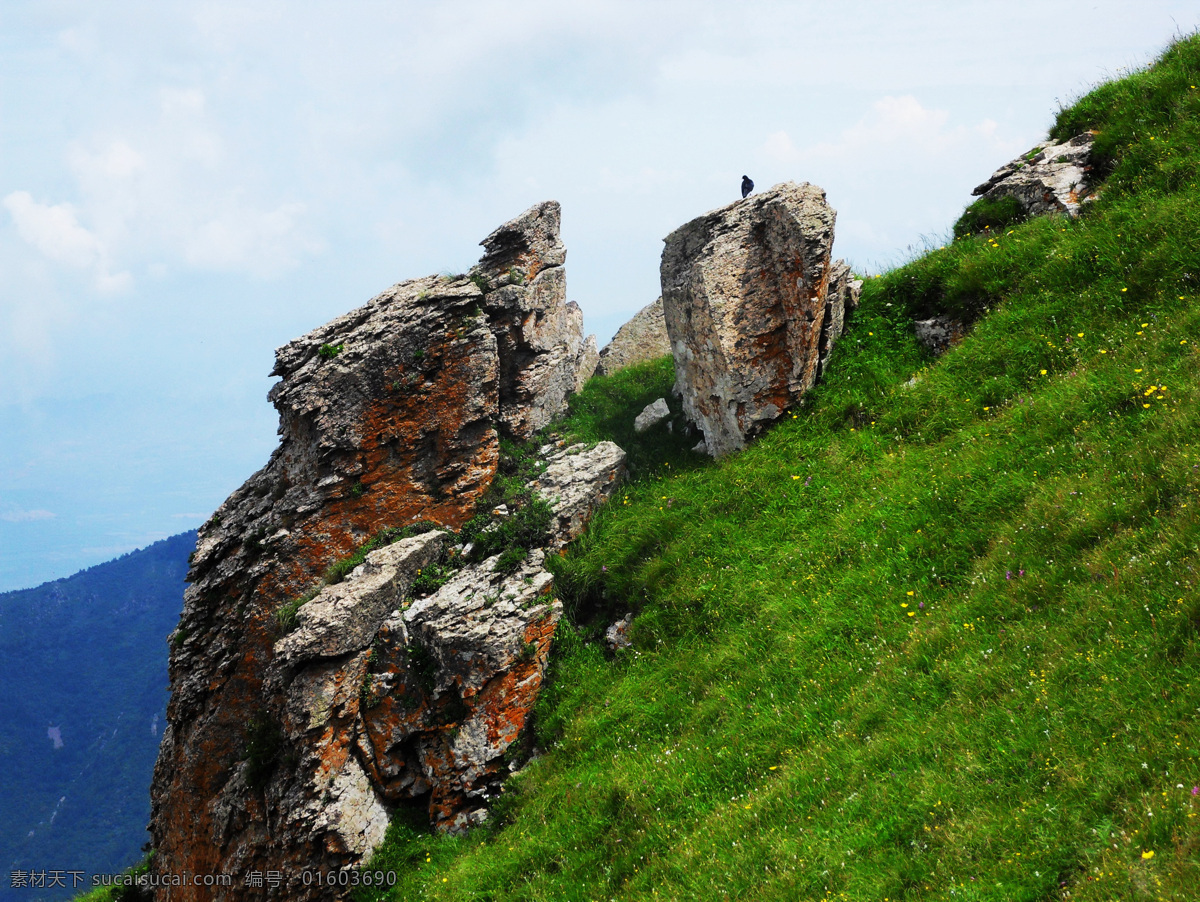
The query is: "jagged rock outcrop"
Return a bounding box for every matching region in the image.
[660,181,859,458]
[820,260,863,376]
[972,132,1096,217]
[595,297,671,376]
[150,203,622,901]
[359,546,559,832]
[469,202,596,438]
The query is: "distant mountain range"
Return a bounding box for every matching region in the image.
[0,532,195,901]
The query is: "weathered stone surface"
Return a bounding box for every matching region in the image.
[605,614,633,651]
[150,272,502,902]
[273,532,444,668]
[368,549,560,832]
[914,315,967,355]
[534,441,627,547]
[574,332,600,391]
[660,181,853,457]
[634,398,671,433]
[972,132,1096,217]
[596,297,671,376]
[471,201,587,439]
[150,202,620,901]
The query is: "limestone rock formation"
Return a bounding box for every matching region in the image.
[469,202,593,439]
[150,203,621,901]
[972,132,1096,217]
[819,260,863,377]
[660,181,857,457]
[596,297,671,376]
[574,332,600,391]
[535,441,626,545]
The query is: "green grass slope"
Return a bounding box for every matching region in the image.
[354,35,1200,902]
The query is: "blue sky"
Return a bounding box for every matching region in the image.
[2,1,1197,592]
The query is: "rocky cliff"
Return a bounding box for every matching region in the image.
[149,202,620,900]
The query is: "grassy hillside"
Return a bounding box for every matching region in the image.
[351,34,1200,902]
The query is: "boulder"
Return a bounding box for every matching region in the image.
[605,614,634,651]
[273,532,445,668]
[972,132,1095,217]
[633,398,671,433]
[596,297,672,376]
[660,181,853,457]
[534,441,627,547]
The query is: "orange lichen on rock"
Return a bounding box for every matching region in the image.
[150,203,620,901]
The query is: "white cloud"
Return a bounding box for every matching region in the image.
[763,130,799,163]
[185,202,321,277]
[48,84,321,281]
[4,191,103,268]
[0,508,56,523]
[3,190,131,292]
[811,95,965,160]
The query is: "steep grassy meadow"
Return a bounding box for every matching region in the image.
[350,34,1200,902]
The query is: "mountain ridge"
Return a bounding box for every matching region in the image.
[1,531,195,902]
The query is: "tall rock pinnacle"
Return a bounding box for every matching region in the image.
[148,203,619,900]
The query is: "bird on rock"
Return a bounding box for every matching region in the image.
[741,175,754,198]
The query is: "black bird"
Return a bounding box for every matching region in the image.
[741,175,754,198]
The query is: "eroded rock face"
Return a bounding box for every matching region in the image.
[535,441,626,545]
[359,548,560,833]
[819,260,863,377]
[660,181,855,457]
[972,132,1095,217]
[470,202,592,439]
[596,297,671,376]
[574,332,600,392]
[151,274,502,902]
[150,203,619,901]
